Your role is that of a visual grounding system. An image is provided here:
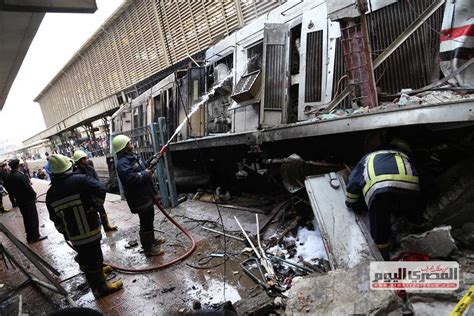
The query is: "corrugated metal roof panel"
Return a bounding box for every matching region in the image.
[36,0,288,128]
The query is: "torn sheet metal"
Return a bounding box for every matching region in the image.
[305,173,382,269]
[326,0,398,20]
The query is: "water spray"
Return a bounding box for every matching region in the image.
[147,73,233,170]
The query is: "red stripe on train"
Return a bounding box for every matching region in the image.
[440,24,474,42]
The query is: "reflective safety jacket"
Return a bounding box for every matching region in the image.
[46,172,106,246]
[116,152,158,213]
[345,150,419,210]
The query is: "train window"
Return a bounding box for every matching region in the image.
[154,94,161,123]
[139,104,144,127]
[133,106,139,128]
[167,88,173,116]
[143,102,148,126]
[247,42,263,74]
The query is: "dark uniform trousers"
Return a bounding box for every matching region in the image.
[138,206,155,233]
[97,205,107,217]
[18,201,40,241]
[75,240,104,271]
[369,190,424,248]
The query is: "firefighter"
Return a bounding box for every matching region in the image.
[112,135,165,257]
[345,138,424,260]
[46,154,123,297]
[0,160,11,213]
[4,159,47,243]
[73,150,118,232]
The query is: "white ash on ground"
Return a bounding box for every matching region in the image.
[267,219,328,265]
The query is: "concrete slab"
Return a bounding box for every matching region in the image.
[305,174,381,269]
[286,264,402,315]
[400,226,458,258]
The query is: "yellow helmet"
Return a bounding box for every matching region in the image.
[49,154,73,174]
[73,150,88,163]
[112,135,130,153]
[390,138,411,154]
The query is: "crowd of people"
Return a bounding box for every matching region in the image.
[51,136,108,159]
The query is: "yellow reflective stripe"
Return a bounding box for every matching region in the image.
[53,199,82,212]
[58,211,71,237]
[395,154,406,175]
[376,242,390,249]
[363,174,419,195]
[68,228,101,241]
[346,192,360,199]
[367,153,377,180]
[73,207,85,236]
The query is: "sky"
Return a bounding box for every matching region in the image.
[0,0,123,147]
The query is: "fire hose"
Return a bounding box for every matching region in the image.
[102,199,196,273]
[63,144,197,273]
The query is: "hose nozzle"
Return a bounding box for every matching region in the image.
[159,144,169,156]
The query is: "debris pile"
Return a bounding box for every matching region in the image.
[313,90,474,121]
[267,221,329,272]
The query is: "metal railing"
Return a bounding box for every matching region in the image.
[111,118,177,208]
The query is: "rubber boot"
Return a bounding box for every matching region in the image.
[78,262,112,276]
[75,254,112,275]
[153,235,166,246]
[102,265,113,275]
[85,268,123,298]
[0,206,11,213]
[101,214,118,232]
[140,231,164,257]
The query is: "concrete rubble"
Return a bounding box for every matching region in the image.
[452,223,474,250]
[285,264,402,315]
[400,226,458,258]
[408,270,474,316]
[314,90,474,121]
[426,154,474,229]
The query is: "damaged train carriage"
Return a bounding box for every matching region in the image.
[110,0,474,232]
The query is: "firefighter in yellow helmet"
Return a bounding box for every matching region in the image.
[112,135,165,257]
[46,154,123,297]
[73,150,118,231]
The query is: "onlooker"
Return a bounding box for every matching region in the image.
[44,153,53,180]
[4,159,47,243]
[21,157,30,178]
[0,160,11,213]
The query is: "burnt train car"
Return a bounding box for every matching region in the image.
[111,0,473,192]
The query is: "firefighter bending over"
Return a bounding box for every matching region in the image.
[46,154,123,297]
[112,135,165,257]
[73,150,118,232]
[345,138,425,260]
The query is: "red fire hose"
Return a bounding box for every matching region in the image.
[66,201,197,273]
[103,201,197,273]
